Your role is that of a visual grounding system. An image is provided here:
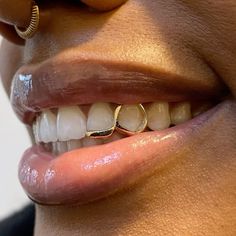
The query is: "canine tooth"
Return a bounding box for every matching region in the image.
[82,137,103,147]
[39,110,57,143]
[57,141,68,155]
[170,102,191,125]
[87,103,115,131]
[67,140,82,151]
[117,104,146,132]
[147,102,170,130]
[57,106,86,141]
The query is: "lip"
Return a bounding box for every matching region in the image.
[10,50,227,124]
[11,50,229,206]
[18,100,231,205]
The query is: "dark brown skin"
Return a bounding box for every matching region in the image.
[81,0,127,11]
[0,0,31,26]
[0,0,236,235]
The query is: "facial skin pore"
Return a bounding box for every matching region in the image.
[0,0,236,235]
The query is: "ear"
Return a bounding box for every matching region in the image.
[0,22,25,45]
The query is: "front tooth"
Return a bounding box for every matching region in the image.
[39,110,57,143]
[170,102,191,125]
[87,103,115,131]
[146,102,170,130]
[82,137,103,147]
[117,104,146,132]
[67,140,82,151]
[57,106,86,141]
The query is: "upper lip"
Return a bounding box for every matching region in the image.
[11,50,228,124]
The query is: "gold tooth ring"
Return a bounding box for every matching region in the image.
[86,104,148,139]
[14,1,40,40]
[116,104,148,136]
[86,106,121,139]
[86,127,115,139]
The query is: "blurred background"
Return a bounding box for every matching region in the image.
[0,37,30,220]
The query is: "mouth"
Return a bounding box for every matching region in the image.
[11,51,231,205]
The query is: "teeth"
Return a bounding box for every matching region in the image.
[87,103,115,131]
[56,141,68,155]
[33,100,212,155]
[192,102,213,117]
[33,120,41,143]
[117,104,147,132]
[170,102,191,125]
[82,137,103,147]
[39,110,57,143]
[57,106,86,141]
[52,142,58,155]
[67,140,82,151]
[146,102,170,131]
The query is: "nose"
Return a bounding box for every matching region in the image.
[81,0,127,11]
[0,0,128,45]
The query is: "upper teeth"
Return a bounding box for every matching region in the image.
[38,110,57,143]
[170,102,191,125]
[146,102,170,131]
[87,102,115,131]
[57,106,87,141]
[116,104,147,134]
[33,101,200,144]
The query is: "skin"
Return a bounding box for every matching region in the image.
[0,0,236,235]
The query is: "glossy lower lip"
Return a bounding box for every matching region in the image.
[18,100,227,205]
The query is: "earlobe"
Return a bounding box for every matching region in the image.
[0,22,25,45]
[80,0,127,11]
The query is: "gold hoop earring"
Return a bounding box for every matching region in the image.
[14,1,40,40]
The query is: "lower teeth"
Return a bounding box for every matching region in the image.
[44,132,124,155]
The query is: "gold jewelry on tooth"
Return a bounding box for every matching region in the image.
[86,106,121,139]
[116,104,148,136]
[86,128,115,139]
[14,1,40,39]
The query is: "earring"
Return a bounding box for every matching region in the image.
[14,1,40,40]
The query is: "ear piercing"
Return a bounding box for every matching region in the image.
[14,1,40,40]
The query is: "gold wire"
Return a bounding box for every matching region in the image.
[116,104,148,136]
[86,106,121,139]
[14,1,40,40]
[86,104,148,139]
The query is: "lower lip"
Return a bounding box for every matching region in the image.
[18,102,223,205]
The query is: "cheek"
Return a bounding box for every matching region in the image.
[0,39,23,96]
